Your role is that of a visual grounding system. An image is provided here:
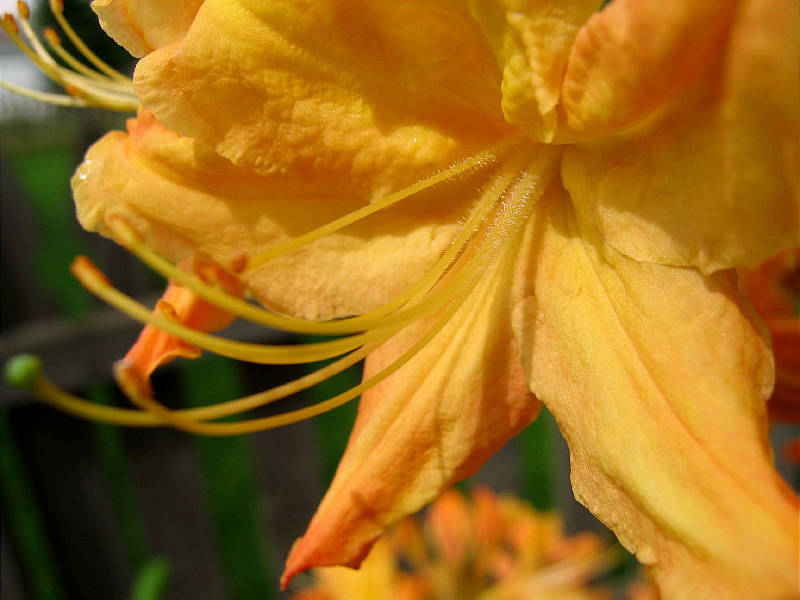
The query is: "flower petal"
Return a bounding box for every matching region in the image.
[122,256,242,381]
[562,0,799,273]
[561,0,736,135]
[72,110,487,320]
[511,192,799,598]
[133,0,510,192]
[91,0,203,58]
[466,0,601,142]
[281,224,540,586]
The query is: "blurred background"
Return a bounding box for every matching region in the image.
[1,2,797,599]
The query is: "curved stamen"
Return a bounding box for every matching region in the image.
[6,342,371,428]
[43,27,109,81]
[107,149,534,335]
[0,78,88,107]
[47,0,129,82]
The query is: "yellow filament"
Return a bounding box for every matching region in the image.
[25,344,371,427]
[246,133,524,270]
[16,11,57,67]
[107,151,530,336]
[48,0,129,82]
[44,27,109,80]
[0,79,88,107]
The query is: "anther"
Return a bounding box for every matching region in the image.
[44,27,60,45]
[2,14,19,35]
[17,1,30,20]
[70,255,111,286]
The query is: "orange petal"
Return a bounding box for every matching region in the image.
[122,256,241,380]
[562,0,799,273]
[562,0,736,135]
[91,0,204,58]
[512,192,798,598]
[281,224,540,587]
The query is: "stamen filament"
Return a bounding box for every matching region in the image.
[9,341,371,428]
[43,27,109,81]
[0,78,88,107]
[246,133,525,270]
[47,0,129,82]
[71,255,394,363]
[16,8,57,68]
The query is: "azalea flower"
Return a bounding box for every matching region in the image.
[2,1,798,598]
[293,486,617,600]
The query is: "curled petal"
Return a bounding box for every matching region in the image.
[511,192,798,598]
[91,0,204,58]
[562,0,736,135]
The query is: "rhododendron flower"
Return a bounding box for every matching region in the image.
[294,486,616,600]
[3,1,798,598]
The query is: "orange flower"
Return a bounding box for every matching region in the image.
[3,1,798,598]
[293,486,616,600]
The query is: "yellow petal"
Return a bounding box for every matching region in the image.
[282,227,540,586]
[133,0,510,193]
[562,0,799,273]
[91,0,203,58]
[72,110,480,320]
[512,192,798,598]
[466,0,601,142]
